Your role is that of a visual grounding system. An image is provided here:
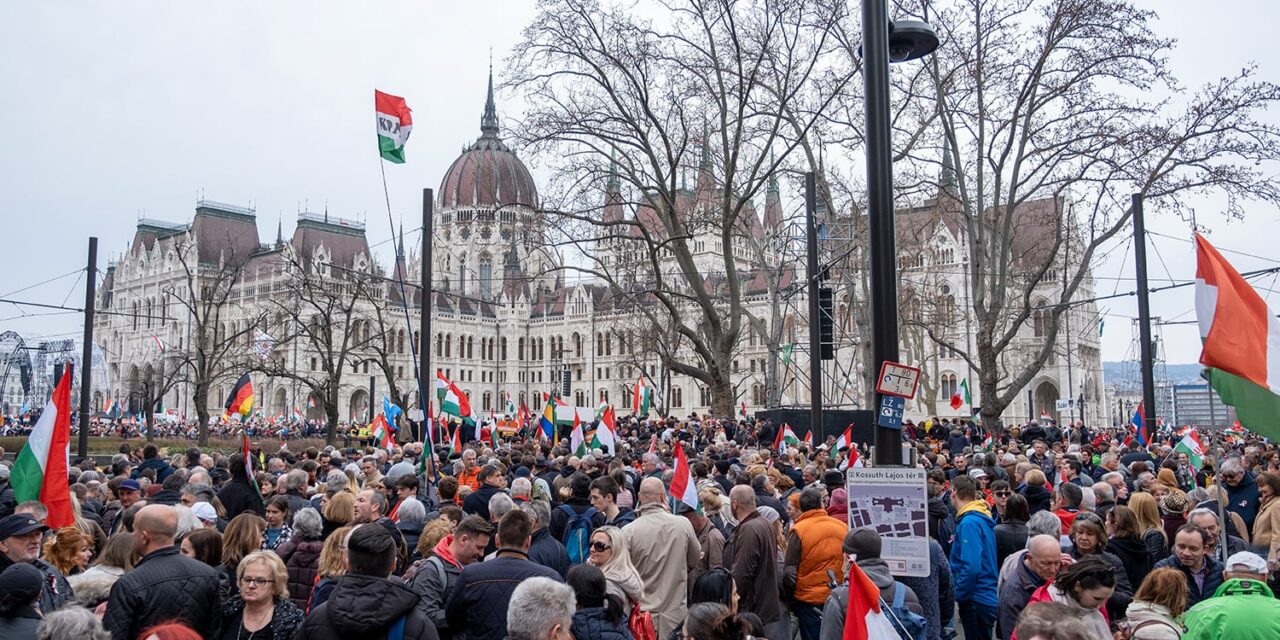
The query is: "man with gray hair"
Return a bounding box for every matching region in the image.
[36,605,111,640]
[1219,458,1261,534]
[521,499,569,578]
[281,468,312,521]
[1187,507,1247,562]
[506,576,575,640]
[511,477,533,503]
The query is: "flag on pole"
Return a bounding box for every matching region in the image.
[449,422,463,454]
[802,431,814,447]
[950,378,970,411]
[375,90,413,164]
[1175,430,1206,470]
[224,373,254,416]
[241,432,262,500]
[781,343,794,365]
[307,396,317,409]
[591,405,617,453]
[151,335,168,354]
[436,371,472,420]
[1195,233,1280,440]
[506,394,518,416]
[383,397,403,430]
[11,368,73,528]
[570,412,587,456]
[846,445,863,469]
[840,563,898,640]
[648,433,658,455]
[372,414,395,452]
[539,396,557,442]
[834,426,853,451]
[773,424,800,454]
[632,377,652,416]
[291,406,304,422]
[739,402,748,420]
[1131,402,1149,447]
[669,442,699,512]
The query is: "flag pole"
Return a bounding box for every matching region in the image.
[78,237,98,460]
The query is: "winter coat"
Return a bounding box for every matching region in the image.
[102,546,221,640]
[283,490,311,523]
[407,540,464,639]
[1153,554,1224,609]
[725,509,782,625]
[690,518,725,588]
[275,537,323,611]
[398,521,425,555]
[1183,577,1280,640]
[626,502,702,639]
[1251,496,1280,557]
[0,553,74,617]
[928,496,955,556]
[820,561,923,640]
[445,550,561,640]
[949,500,999,608]
[220,595,305,640]
[997,558,1047,640]
[67,564,125,608]
[825,491,849,524]
[550,497,606,541]
[571,607,633,640]
[993,520,1029,569]
[1123,601,1183,640]
[298,573,439,640]
[753,491,790,527]
[1069,548,1133,621]
[1142,527,1169,563]
[218,476,265,519]
[899,538,954,640]
[783,508,848,605]
[1224,473,1262,534]
[149,489,182,506]
[1108,534,1153,591]
[461,483,505,521]
[604,507,637,528]
[131,457,175,482]
[0,480,18,519]
[529,526,570,578]
[1021,484,1052,515]
[0,608,40,640]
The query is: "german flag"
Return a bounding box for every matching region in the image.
[225,373,254,416]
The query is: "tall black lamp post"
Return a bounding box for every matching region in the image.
[863,3,938,465]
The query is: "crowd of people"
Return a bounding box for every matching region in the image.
[0,414,1277,640]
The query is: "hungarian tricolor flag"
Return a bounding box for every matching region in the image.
[632,377,652,416]
[739,402,748,419]
[669,442,699,512]
[448,422,463,454]
[1175,430,1206,470]
[241,432,262,499]
[774,424,800,454]
[802,430,814,447]
[570,411,587,456]
[436,371,472,420]
[590,405,617,453]
[372,414,395,452]
[841,563,898,639]
[834,426,853,451]
[1195,233,1280,440]
[949,378,970,411]
[375,90,412,164]
[12,367,73,528]
[225,373,254,416]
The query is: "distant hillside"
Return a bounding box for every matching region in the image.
[1103,361,1206,389]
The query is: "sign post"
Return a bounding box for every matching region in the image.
[846,467,930,577]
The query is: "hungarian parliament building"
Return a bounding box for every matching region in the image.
[92,74,1105,428]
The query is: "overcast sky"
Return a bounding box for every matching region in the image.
[1,0,1277,369]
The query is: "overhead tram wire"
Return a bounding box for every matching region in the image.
[0,268,84,299]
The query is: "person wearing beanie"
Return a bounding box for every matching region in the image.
[818,528,924,640]
[0,562,45,638]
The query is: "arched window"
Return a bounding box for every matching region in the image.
[458,257,467,295]
[940,373,958,400]
[467,336,475,359]
[575,390,585,406]
[482,391,492,412]
[604,334,612,356]
[501,337,508,360]
[518,337,525,361]
[1033,304,1047,337]
[600,389,609,404]
[445,334,452,358]
[436,333,443,356]
[596,333,603,356]
[573,333,582,358]
[672,387,683,408]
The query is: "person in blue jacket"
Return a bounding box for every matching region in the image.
[949,475,999,640]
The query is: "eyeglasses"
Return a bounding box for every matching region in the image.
[994,490,1011,497]
[239,577,272,587]
[590,541,612,552]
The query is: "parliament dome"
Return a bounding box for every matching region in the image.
[437,69,539,210]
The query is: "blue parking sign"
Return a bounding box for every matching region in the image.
[878,395,905,429]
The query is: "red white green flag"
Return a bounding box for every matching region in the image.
[375,90,412,164]
[1175,431,1206,470]
[668,442,699,512]
[1195,234,1280,440]
[436,371,472,420]
[11,369,73,528]
[834,426,853,451]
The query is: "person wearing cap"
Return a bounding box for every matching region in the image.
[0,513,74,613]
[108,478,143,535]
[1182,550,1280,639]
[820,527,923,640]
[0,562,45,637]
[784,486,848,640]
[191,502,219,528]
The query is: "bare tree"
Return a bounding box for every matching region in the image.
[897,0,1280,431]
[508,0,852,416]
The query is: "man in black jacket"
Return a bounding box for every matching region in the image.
[216,454,264,519]
[462,465,508,521]
[549,472,605,541]
[521,499,569,578]
[299,523,439,640]
[446,509,562,640]
[103,505,221,640]
[0,514,74,614]
[130,444,175,482]
[408,515,492,640]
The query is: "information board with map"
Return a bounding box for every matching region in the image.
[845,467,930,577]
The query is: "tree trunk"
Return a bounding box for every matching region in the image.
[194,381,211,446]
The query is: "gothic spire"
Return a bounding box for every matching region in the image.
[940,133,958,194]
[481,59,500,138]
[767,150,779,195]
[275,214,283,246]
[607,150,620,193]
[397,221,405,259]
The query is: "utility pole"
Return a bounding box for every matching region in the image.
[804,172,822,438]
[1133,194,1157,430]
[420,188,434,444]
[78,237,98,460]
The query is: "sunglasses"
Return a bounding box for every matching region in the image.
[590,541,612,552]
[994,490,1011,497]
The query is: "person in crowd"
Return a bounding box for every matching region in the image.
[1182,551,1280,639]
[589,476,636,529]
[1130,492,1170,562]
[522,499,570,578]
[446,509,561,640]
[683,602,756,640]
[1153,524,1224,608]
[220,550,304,640]
[1123,568,1187,640]
[320,491,354,539]
[37,605,112,640]
[462,465,508,522]
[1011,602,1094,640]
[222,512,266,598]
[1023,557,1116,639]
[217,454,264,519]
[506,576,575,640]
[995,493,1031,568]
[627,477,701,639]
[680,498,725,586]
[408,515,493,640]
[1187,507,1248,562]
[783,486,848,640]
[587,524,644,611]
[1161,493,1190,544]
[1066,512,1133,620]
[279,469,312,521]
[180,527,222,568]
[297,524,437,640]
[1218,459,1260,535]
[691,567,740,612]
[68,531,135,609]
[1051,482,1084,536]
[307,525,352,611]
[0,465,15,520]
[103,504,221,640]
[1020,469,1052,515]
[0,562,45,638]
[131,445,176,482]
[43,525,93,577]
[899,536,955,640]
[1251,471,1280,557]
[725,483,783,640]
[260,496,293,551]
[274,507,323,611]
[844,527,923,613]
[949,475,999,640]
[565,564,631,640]
[998,535,1064,640]
[396,497,428,553]
[0,513,74,613]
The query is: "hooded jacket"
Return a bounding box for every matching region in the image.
[1107,534,1153,591]
[570,607,632,640]
[1183,578,1280,640]
[1122,601,1182,640]
[949,499,999,608]
[407,535,465,638]
[298,573,439,640]
[1021,484,1052,515]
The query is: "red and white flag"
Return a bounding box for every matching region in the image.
[834,426,853,451]
[841,563,898,639]
[669,442,699,512]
